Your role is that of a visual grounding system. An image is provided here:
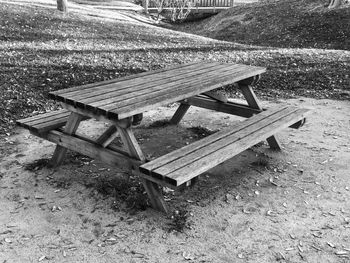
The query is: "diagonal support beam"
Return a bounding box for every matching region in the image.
[202,90,228,103]
[117,122,169,213]
[170,103,191,125]
[238,82,281,150]
[50,112,84,167]
[96,125,119,148]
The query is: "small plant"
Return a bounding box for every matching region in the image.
[167,207,191,232]
[24,158,50,171]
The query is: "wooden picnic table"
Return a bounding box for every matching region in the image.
[17,62,310,213]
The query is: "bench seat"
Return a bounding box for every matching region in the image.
[139,106,311,187]
[16,109,72,134]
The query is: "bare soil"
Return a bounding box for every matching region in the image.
[1,98,349,262]
[1,1,350,262]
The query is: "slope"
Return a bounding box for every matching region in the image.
[187,0,350,50]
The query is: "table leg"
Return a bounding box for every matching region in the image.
[238,83,282,150]
[170,103,191,125]
[117,124,168,213]
[50,112,83,167]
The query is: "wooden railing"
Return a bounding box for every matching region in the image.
[195,0,234,7]
[147,0,235,8]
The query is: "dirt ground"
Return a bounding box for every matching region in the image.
[0,97,349,263]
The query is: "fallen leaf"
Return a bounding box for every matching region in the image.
[335,251,349,255]
[4,238,12,243]
[327,242,335,248]
[266,210,277,216]
[182,251,194,260]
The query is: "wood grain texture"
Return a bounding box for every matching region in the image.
[107,66,266,119]
[140,105,288,174]
[50,62,202,96]
[71,63,235,111]
[44,130,142,171]
[170,104,191,124]
[166,108,311,186]
[50,112,83,167]
[60,62,223,104]
[140,106,311,186]
[183,96,263,118]
[51,63,266,120]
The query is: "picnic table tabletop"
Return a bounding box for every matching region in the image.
[49,62,266,120]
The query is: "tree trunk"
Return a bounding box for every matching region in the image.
[143,0,149,14]
[57,0,68,12]
[328,0,343,8]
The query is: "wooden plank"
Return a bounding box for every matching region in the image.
[73,132,129,157]
[66,63,231,109]
[50,62,202,96]
[152,107,300,179]
[95,125,118,147]
[22,111,71,126]
[117,126,168,213]
[16,109,69,124]
[202,90,228,103]
[239,84,262,110]
[29,119,69,134]
[117,127,145,162]
[110,66,266,119]
[28,116,89,134]
[239,82,282,150]
[61,103,131,127]
[183,96,262,118]
[50,112,83,167]
[266,136,282,150]
[140,105,288,174]
[53,62,220,101]
[289,118,306,129]
[44,130,142,171]
[95,64,244,110]
[76,64,244,117]
[165,108,311,186]
[141,178,169,214]
[74,64,232,113]
[68,62,221,99]
[170,103,191,125]
[17,110,89,134]
[135,171,178,190]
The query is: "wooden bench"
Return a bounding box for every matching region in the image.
[139,106,311,188]
[16,109,72,135]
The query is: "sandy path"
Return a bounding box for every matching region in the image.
[0,97,349,262]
